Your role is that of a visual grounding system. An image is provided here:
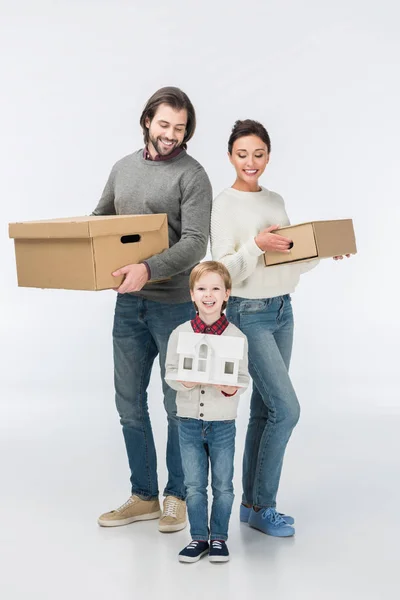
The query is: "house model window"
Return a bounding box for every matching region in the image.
[172,332,246,387]
[183,357,193,370]
[224,361,234,375]
[198,344,208,372]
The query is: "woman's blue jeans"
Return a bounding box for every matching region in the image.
[226,295,300,509]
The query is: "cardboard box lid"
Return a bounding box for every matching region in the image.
[8,214,167,240]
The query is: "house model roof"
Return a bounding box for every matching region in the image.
[177,332,245,359]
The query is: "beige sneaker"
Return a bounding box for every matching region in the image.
[97,495,161,527]
[158,496,187,532]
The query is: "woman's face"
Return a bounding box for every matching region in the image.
[229,135,269,189]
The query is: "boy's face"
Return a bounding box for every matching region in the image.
[145,103,187,157]
[190,272,230,323]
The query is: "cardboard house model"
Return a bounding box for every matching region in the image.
[173,332,246,386]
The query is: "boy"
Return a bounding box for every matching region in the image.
[165,261,249,563]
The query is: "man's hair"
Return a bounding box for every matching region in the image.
[228,119,271,154]
[139,86,196,149]
[189,261,232,314]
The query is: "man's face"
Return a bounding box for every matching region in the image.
[145,103,188,157]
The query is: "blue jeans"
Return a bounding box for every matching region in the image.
[113,293,195,500]
[179,418,236,541]
[226,295,300,509]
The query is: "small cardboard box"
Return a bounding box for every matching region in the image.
[264,219,357,267]
[9,214,169,290]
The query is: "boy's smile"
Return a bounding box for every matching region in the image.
[190,272,230,325]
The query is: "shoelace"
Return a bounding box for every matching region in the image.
[261,507,286,525]
[163,497,179,518]
[116,496,136,513]
[186,541,200,549]
[211,541,223,549]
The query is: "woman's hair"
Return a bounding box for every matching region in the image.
[228,119,271,154]
[189,261,232,314]
[139,86,196,149]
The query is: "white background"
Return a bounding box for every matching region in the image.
[1,1,399,599]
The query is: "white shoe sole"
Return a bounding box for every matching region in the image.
[159,519,187,533]
[179,549,209,563]
[209,555,230,563]
[97,510,161,527]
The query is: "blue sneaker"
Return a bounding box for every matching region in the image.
[240,503,295,525]
[209,540,230,563]
[179,540,209,563]
[248,507,295,537]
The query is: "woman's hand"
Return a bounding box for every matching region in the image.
[255,225,292,253]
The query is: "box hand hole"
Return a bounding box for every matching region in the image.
[121,234,141,244]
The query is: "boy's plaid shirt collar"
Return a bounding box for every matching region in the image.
[190,314,229,335]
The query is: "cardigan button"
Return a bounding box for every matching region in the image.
[200,403,204,407]
[201,390,205,394]
[200,413,204,417]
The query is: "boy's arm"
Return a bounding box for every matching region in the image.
[165,328,199,392]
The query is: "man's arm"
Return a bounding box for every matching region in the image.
[145,167,212,280]
[91,166,116,216]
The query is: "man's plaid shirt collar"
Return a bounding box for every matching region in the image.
[190,313,229,335]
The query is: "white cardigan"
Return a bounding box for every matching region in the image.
[211,186,318,299]
[165,321,249,421]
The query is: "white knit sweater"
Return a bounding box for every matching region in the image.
[211,187,318,299]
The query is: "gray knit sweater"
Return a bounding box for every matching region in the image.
[92,149,212,303]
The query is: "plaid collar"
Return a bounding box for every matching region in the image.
[190,314,229,335]
[143,145,183,161]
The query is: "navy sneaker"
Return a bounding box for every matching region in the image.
[240,503,295,525]
[248,507,295,537]
[178,540,209,563]
[209,540,230,563]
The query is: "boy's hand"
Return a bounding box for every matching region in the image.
[216,385,239,395]
[178,381,199,389]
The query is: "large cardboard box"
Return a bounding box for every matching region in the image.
[9,214,169,290]
[264,219,357,267]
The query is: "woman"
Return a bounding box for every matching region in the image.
[211,119,347,536]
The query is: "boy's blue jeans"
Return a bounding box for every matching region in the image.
[178,418,236,541]
[226,295,300,509]
[113,293,195,500]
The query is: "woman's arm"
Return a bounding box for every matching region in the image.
[211,198,264,284]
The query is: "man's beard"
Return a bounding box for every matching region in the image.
[149,133,178,156]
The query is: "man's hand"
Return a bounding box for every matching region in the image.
[113,263,149,293]
[215,385,239,395]
[255,225,292,253]
[333,254,351,260]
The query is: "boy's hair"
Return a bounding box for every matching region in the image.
[189,261,232,314]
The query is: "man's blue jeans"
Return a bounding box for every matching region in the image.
[113,293,195,500]
[226,295,300,509]
[179,418,236,541]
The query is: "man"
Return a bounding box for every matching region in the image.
[93,87,212,532]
